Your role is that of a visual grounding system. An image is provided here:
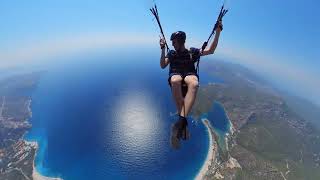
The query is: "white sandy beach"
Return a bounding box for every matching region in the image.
[32,163,62,180]
[195,119,217,180]
[25,141,62,180]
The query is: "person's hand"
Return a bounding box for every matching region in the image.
[159,37,166,49]
[215,20,223,32]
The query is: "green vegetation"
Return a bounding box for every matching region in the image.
[233,114,320,180]
[282,93,320,129]
[192,61,320,179]
[0,72,42,179]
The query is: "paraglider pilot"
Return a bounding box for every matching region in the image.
[159,20,223,143]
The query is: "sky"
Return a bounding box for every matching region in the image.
[0,0,319,104]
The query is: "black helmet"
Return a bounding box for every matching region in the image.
[170,31,186,43]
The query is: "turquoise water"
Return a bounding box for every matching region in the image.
[201,101,231,151]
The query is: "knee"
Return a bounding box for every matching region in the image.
[188,80,199,91]
[171,76,182,87]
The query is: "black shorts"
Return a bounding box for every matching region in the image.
[168,72,199,87]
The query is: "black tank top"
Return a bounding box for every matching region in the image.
[166,47,200,75]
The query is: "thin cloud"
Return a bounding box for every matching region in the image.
[0,33,155,69]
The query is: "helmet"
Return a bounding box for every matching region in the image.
[170,31,186,43]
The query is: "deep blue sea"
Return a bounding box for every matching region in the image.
[25,51,230,180]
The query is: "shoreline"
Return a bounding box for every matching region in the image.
[25,99,63,180]
[222,105,235,152]
[26,140,63,180]
[195,119,217,180]
[223,106,235,136]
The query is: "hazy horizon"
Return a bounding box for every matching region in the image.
[1,0,319,105]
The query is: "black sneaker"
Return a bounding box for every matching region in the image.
[170,123,180,149]
[170,116,191,149]
[176,116,190,140]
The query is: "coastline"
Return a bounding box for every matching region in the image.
[195,119,217,180]
[26,140,63,180]
[223,106,235,135]
[26,99,63,180]
[222,105,235,152]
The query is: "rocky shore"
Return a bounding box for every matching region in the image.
[0,73,63,180]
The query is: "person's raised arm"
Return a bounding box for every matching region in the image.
[160,38,170,69]
[201,21,223,56]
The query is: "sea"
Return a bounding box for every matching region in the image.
[24,50,231,180]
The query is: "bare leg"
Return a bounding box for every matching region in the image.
[170,75,189,146]
[183,75,199,116]
[170,75,184,115]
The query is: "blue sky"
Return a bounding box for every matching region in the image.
[0,0,319,104]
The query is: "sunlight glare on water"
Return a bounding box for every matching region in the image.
[108,87,164,162]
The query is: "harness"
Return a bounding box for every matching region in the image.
[168,48,199,75]
[166,48,200,97]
